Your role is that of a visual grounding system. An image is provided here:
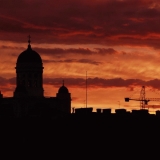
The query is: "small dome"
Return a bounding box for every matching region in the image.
[58,85,69,94]
[17,45,42,64]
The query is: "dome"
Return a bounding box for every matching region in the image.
[58,85,69,94]
[17,45,42,64]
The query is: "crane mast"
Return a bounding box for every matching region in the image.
[140,86,145,109]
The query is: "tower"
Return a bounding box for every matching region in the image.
[14,36,44,98]
[56,81,71,113]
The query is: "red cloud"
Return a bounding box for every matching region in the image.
[0,0,160,48]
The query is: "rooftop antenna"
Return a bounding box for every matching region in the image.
[118,101,120,108]
[86,71,87,108]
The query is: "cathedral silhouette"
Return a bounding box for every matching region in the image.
[0,37,71,118]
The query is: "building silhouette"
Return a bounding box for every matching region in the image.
[0,38,71,118]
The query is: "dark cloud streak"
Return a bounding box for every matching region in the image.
[1,76,160,93]
[37,47,117,56]
[43,77,160,90]
[43,59,101,65]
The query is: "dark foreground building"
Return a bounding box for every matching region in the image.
[0,39,71,118]
[1,108,160,158]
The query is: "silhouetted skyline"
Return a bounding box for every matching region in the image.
[1,0,160,112]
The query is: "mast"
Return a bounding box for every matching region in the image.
[86,71,87,108]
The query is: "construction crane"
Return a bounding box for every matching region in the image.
[125,86,160,109]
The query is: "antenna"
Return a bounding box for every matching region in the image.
[86,71,87,108]
[118,101,120,108]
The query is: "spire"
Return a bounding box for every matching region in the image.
[62,80,64,86]
[28,35,31,49]
[0,91,3,98]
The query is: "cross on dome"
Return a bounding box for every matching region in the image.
[28,35,31,49]
[28,35,31,44]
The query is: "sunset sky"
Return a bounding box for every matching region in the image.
[1,0,160,113]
